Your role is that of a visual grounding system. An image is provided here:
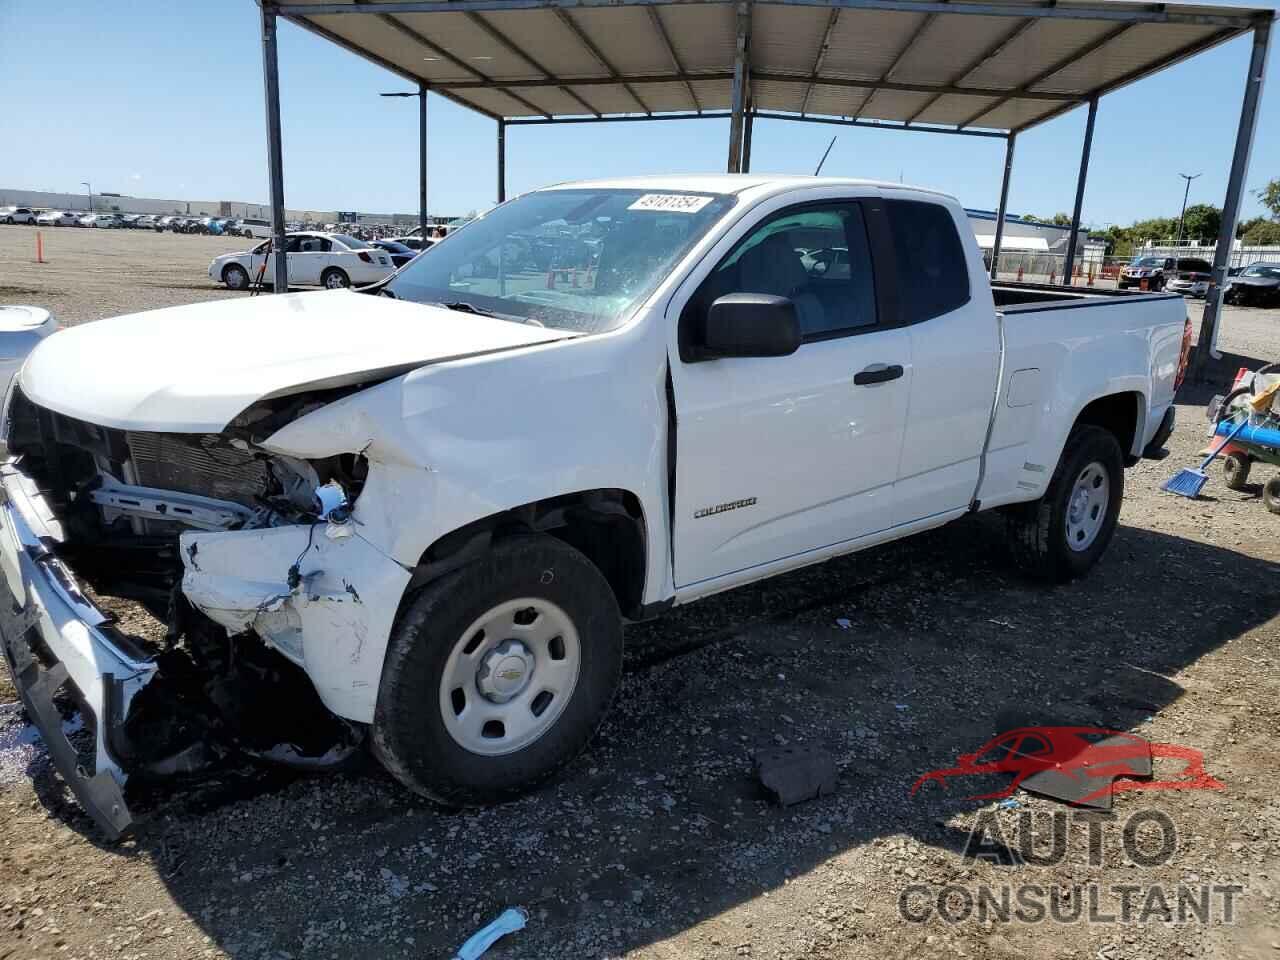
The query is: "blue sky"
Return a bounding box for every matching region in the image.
[1,0,1276,225]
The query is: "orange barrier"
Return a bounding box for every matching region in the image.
[1087,267,1095,286]
[35,232,44,263]
[1049,269,1056,284]
[1016,264,1024,281]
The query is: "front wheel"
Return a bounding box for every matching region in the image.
[321,267,350,289]
[1005,424,1124,582]
[1264,477,1280,516]
[371,534,623,806]
[1223,452,1251,491]
[223,264,250,290]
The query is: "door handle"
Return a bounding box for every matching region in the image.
[853,364,904,386]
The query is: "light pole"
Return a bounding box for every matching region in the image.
[1175,172,1201,246]
[81,181,92,213]
[381,87,428,239]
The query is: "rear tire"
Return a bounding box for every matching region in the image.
[321,267,350,289]
[1223,452,1251,491]
[1005,424,1124,582]
[371,534,623,806]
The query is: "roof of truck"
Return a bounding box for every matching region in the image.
[538,173,954,200]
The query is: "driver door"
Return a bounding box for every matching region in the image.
[670,196,912,589]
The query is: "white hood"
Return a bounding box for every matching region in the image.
[20,291,565,432]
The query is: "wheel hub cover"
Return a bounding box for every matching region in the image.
[477,640,535,703]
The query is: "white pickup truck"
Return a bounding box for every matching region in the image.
[0,175,1190,836]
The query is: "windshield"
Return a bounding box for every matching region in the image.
[1243,265,1280,279]
[1134,257,1164,267]
[387,188,736,333]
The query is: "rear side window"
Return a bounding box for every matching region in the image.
[885,200,970,324]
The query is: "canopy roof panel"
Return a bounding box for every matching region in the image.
[277,0,1272,132]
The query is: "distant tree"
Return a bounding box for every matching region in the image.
[1255,178,1280,220]
[1179,203,1221,243]
[1242,219,1280,245]
[1050,213,1072,227]
[1237,215,1269,238]
[1129,217,1178,243]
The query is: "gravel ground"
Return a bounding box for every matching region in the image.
[0,223,1278,960]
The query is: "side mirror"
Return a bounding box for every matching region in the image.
[698,293,801,360]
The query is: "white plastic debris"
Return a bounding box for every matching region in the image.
[314,480,348,520]
[452,907,528,960]
[835,618,852,630]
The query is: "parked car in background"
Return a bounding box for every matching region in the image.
[156,216,180,232]
[1,206,36,225]
[1223,262,1280,307]
[209,231,395,290]
[237,217,273,239]
[370,238,417,268]
[36,210,81,227]
[390,235,433,252]
[1118,256,1174,291]
[83,213,123,229]
[134,215,157,229]
[1163,257,1214,298]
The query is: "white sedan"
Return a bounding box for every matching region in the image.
[35,210,81,227]
[82,214,121,228]
[209,232,396,291]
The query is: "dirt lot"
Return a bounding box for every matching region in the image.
[0,223,1278,960]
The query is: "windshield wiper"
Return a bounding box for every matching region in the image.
[437,300,500,318]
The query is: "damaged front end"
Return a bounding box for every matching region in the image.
[0,386,409,838]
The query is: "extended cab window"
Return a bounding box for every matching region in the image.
[689,203,877,342]
[885,199,970,323]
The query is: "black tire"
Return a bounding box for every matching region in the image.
[1153,277,1165,292]
[1005,424,1125,582]
[321,267,350,290]
[1222,452,1251,491]
[371,534,623,805]
[1264,477,1280,516]
[223,264,250,291]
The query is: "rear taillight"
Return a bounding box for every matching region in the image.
[357,251,373,263]
[1175,315,1193,391]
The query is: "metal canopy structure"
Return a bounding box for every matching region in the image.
[256,0,1273,379]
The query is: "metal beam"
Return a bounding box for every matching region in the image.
[419,82,429,238]
[750,71,1078,101]
[505,111,730,124]
[379,13,553,118]
[753,110,1008,137]
[260,6,289,293]
[800,8,840,115]
[465,12,603,116]
[958,21,1133,128]
[279,11,502,120]
[727,1,750,172]
[904,17,1037,125]
[742,108,754,172]
[497,119,507,202]
[1013,24,1247,133]
[990,132,1015,281]
[1192,18,1272,382]
[437,71,1080,102]
[856,3,946,119]
[277,0,1258,29]
[1062,96,1097,286]
[647,6,701,112]
[553,9,651,113]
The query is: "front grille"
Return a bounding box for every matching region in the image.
[126,432,267,507]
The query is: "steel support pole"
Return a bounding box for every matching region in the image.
[497,119,506,203]
[1192,18,1272,381]
[742,109,754,173]
[726,2,749,173]
[990,132,1015,282]
[418,83,429,238]
[1063,96,1097,287]
[260,6,289,293]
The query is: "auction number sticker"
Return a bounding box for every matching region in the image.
[627,194,714,214]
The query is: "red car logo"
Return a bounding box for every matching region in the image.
[911,726,1223,808]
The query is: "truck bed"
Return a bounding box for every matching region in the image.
[992,280,1181,311]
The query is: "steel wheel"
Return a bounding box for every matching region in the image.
[323,268,350,289]
[439,597,582,757]
[1065,461,1109,552]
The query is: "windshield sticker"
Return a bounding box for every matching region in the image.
[627,194,715,214]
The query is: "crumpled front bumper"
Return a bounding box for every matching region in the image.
[0,461,156,839]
